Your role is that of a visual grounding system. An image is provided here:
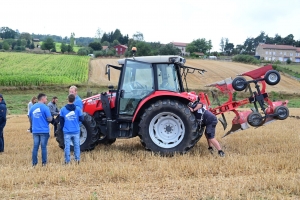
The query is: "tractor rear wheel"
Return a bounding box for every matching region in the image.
[138,99,199,155]
[56,112,99,151]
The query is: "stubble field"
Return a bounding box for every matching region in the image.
[0,108,299,199]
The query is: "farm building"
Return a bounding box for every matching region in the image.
[114,44,128,55]
[171,42,190,56]
[102,46,109,52]
[255,43,300,62]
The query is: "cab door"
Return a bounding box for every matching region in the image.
[118,59,154,116]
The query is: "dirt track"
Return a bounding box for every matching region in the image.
[89,58,300,94]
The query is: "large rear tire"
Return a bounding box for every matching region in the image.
[56,112,99,151]
[138,99,199,155]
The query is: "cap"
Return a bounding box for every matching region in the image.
[0,94,3,98]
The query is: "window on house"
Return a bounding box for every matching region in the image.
[269,52,272,55]
[284,52,286,55]
[265,51,268,55]
[120,48,122,51]
[290,53,293,56]
[273,52,275,55]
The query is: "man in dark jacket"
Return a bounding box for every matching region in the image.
[189,101,225,157]
[0,94,7,153]
[47,96,60,136]
[60,94,84,164]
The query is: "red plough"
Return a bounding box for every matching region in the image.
[198,65,289,137]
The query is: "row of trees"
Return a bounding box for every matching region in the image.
[0,38,35,51]
[2,26,300,57]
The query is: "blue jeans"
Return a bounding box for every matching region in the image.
[64,133,80,163]
[0,126,4,152]
[32,134,50,165]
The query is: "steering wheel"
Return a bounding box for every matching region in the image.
[130,81,145,90]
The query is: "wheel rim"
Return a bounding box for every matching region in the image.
[70,125,87,146]
[268,73,278,83]
[149,112,185,149]
[235,78,246,90]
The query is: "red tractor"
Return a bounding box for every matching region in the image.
[56,53,289,155]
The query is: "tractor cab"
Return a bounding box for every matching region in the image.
[115,56,185,116]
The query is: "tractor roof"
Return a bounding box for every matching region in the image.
[118,55,186,66]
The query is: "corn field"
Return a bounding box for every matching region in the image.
[0,52,89,86]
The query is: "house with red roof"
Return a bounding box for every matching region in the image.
[255,43,300,62]
[171,42,190,56]
[114,44,128,55]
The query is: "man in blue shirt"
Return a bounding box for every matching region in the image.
[60,94,84,164]
[69,85,83,110]
[0,94,7,153]
[29,93,52,166]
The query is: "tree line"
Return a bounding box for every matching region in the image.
[1,26,299,57]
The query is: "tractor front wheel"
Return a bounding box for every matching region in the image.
[138,99,199,155]
[56,112,99,151]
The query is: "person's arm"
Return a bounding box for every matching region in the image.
[79,110,84,122]
[27,102,31,115]
[189,102,203,112]
[45,106,53,123]
[28,111,32,132]
[48,103,56,116]
[59,115,64,131]
[55,106,60,115]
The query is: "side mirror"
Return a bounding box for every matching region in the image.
[105,64,111,81]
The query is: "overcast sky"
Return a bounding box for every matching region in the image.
[1,0,299,51]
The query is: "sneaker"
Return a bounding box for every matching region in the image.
[208,147,214,154]
[218,150,225,157]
